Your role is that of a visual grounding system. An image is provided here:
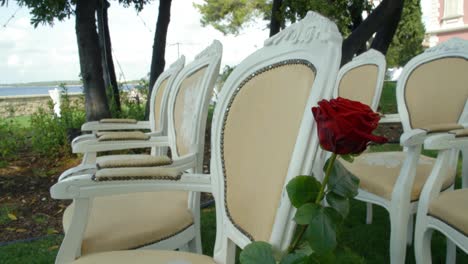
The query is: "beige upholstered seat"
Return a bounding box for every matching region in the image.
[50,11,343,264]
[95,131,150,141]
[428,189,468,236]
[96,154,172,168]
[72,250,215,264]
[63,191,192,255]
[99,118,138,124]
[340,152,455,201]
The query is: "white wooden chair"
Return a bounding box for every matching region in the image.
[333,48,386,111]
[50,11,343,264]
[53,41,222,261]
[338,38,468,264]
[78,55,185,134]
[415,131,468,264]
[62,56,185,178]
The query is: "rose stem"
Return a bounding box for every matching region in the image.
[287,153,338,253]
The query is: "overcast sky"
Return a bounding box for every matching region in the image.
[0,0,269,84]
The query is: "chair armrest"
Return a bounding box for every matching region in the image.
[379,113,400,124]
[169,153,198,171]
[71,134,97,148]
[424,130,468,150]
[400,129,427,147]
[81,121,151,132]
[50,173,212,199]
[72,136,169,153]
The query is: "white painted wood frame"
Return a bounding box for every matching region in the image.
[51,41,222,263]
[415,133,468,264]
[50,11,342,264]
[352,38,468,264]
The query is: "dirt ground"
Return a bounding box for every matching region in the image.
[0,123,398,243]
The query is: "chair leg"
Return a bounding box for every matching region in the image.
[389,210,410,264]
[446,239,456,264]
[366,203,373,224]
[414,227,433,264]
[407,214,414,246]
[213,236,236,264]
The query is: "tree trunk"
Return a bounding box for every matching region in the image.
[370,4,404,54]
[341,0,404,66]
[97,0,121,113]
[348,2,367,55]
[146,0,172,119]
[269,0,283,37]
[76,0,111,121]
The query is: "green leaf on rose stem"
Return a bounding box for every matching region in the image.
[324,206,343,227]
[326,192,350,218]
[295,241,313,256]
[310,251,337,264]
[305,206,337,255]
[286,175,321,208]
[239,241,276,264]
[294,203,320,225]
[327,160,360,198]
[280,253,309,264]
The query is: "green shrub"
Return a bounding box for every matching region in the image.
[29,85,85,158]
[0,118,25,166]
[118,79,148,120]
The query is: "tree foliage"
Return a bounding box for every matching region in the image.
[386,0,425,67]
[14,0,149,27]
[194,0,372,36]
[193,0,269,35]
[195,0,418,66]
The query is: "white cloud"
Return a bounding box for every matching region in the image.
[0,0,268,84]
[7,54,19,66]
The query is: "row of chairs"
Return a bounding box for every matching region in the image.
[50,11,467,263]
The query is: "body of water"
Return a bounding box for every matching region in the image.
[0,85,83,97]
[0,84,135,97]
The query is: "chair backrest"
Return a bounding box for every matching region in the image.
[148,56,185,134]
[210,11,342,257]
[166,41,222,167]
[397,38,468,132]
[334,49,386,111]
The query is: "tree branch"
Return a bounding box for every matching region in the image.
[269,0,283,37]
[341,0,404,65]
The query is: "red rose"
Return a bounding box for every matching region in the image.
[311,97,388,155]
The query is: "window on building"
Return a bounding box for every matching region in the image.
[443,0,464,20]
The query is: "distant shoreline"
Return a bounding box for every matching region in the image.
[0,81,82,87]
[0,80,140,87]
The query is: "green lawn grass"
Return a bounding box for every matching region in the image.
[379,81,397,114]
[1,82,466,263]
[4,115,31,128]
[2,196,467,263]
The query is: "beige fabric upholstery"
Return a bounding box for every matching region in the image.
[174,67,208,157]
[63,191,192,255]
[96,131,150,141]
[405,57,468,129]
[450,128,468,137]
[96,155,172,169]
[99,118,137,124]
[153,78,169,130]
[340,152,455,201]
[338,64,378,107]
[72,250,215,264]
[428,189,468,236]
[420,123,463,133]
[94,167,181,181]
[223,64,315,241]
